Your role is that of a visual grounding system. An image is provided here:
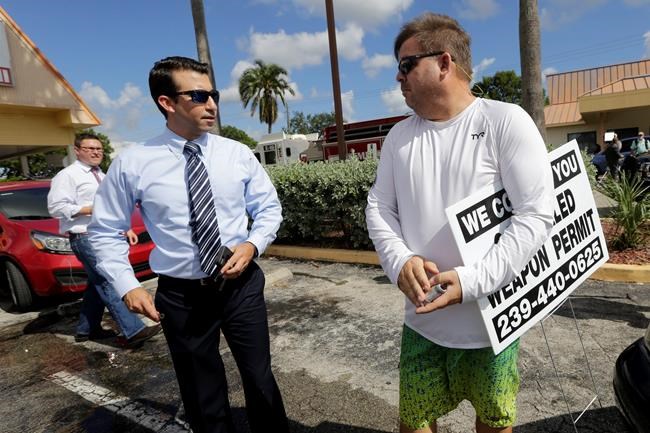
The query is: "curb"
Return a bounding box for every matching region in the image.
[265,245,649,283]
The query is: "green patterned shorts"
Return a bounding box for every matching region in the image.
[399,325,520,429]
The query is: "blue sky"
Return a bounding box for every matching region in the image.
[2,0,650,152]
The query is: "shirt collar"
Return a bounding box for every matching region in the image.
[74,159,99,173]
[164,127,209,158]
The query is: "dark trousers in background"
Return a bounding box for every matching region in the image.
[156,262,289,433]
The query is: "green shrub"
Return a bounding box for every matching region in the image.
[598,175,650,250]
[266,158,377,249]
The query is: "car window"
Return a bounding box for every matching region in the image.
[0,187,51,219]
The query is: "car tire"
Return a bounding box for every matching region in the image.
[5,262,33,311]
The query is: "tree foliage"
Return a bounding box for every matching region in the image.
[472,70,522,104]
[0,128,113,179]
[220,125,257,150]
[284,111,341,136]
[239,60,295,134]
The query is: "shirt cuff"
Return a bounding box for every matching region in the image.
[455,265,480,303]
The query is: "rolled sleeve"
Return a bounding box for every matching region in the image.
[88,157,140,298]
[244,151,282,256]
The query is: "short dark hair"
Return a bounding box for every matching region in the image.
[394,13,472,83]
[148,56,211,118]
[75,132,101,148]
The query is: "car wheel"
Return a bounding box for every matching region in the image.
[5,262,33,311]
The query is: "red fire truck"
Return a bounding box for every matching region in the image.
[321,114,409,161]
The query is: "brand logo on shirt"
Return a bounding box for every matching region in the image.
[471,131,485,140]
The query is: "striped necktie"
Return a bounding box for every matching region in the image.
[184,141,222,277]
[90,166,102,184]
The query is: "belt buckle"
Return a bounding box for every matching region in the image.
[200,275,226,291]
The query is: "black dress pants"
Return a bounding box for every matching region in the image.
[156,262,289,433]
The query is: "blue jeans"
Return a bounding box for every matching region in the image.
[70,233,145,339]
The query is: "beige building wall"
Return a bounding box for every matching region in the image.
[0,7,99,164]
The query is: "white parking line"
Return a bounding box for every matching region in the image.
[49,370,188,432]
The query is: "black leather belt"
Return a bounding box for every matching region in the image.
[158,274,227,291]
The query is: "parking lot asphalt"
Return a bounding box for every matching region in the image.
[0,256,646,432]
[256,257,648,433]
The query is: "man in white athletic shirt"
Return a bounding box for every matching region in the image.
[365,12,554,433]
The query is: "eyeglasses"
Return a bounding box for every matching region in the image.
[78,146,103,153]
[173,89,220,104]
[397,51,446,76]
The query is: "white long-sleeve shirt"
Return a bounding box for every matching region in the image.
[47,160,104,234]
[366,98,554,348]
[88,128,283,298]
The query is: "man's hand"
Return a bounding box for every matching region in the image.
[220,242,256,279]
[74,206,93,217]
[415,270,463,314]
[123,287,160,322]
[398,256,439,307]
[125,229,139,246]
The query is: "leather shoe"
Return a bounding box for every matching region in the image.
[74,328,118,343]
[121,324,162,349]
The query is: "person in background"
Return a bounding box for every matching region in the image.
[365,13,554,433]
[632,131,649,156]
[47,133,161,347]
[88,57,288,433]
[605,133,623,181]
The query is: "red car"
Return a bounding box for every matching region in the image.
[0,180,155,311]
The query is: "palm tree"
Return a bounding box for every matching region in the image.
[519,0,547,143]
[239,60,295,133]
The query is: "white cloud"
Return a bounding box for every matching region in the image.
[644,31,650,58]
[286,82,304,101]
[455,0,499,20]
[542,67,558,83]
[362,54,395,78]
[79,82,151,147]
[291,0,413,28]
[471,57,496,84]
[247,24,365,70]
[341,90,355,121]
[540,0,607,31]
[381,84,409,114]
[80,82,144,110]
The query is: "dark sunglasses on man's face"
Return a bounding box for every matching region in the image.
[174,89,220,104]
[397,51,446,76]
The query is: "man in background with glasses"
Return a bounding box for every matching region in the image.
[88,57,288,433]
[366,13,554,433]
[47,133,161,348]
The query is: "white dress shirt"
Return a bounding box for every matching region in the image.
[366,98,554,348]
[88,128,283,298]
[47,160,104,234]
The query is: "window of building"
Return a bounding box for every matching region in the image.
[285,147,291,157]
[567,131,598,154]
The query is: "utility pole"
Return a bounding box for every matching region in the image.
[519,0,546,143]
[325,0,346,160]
[190,0,222,135]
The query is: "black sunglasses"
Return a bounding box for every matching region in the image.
[397,51,446,76]
[174,89,220,104]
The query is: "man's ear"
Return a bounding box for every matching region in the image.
[158,95,175,114]
[438,52,452,77]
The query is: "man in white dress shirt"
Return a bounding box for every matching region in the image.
[47,133,161,347]
[365,13,554,433]
[88,57,288,433]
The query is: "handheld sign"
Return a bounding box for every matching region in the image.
[445,140,608,354]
